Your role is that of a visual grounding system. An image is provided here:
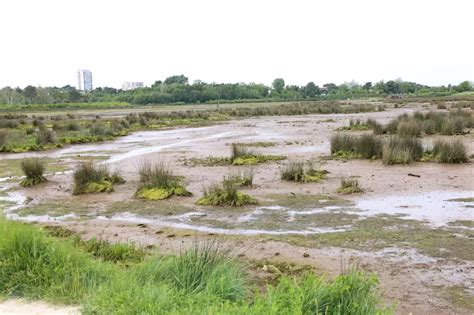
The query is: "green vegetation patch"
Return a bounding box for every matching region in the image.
[432,139,468,163]
[72,161,124,195]
[281,215,474,262]
[231,141,277,147]
[337,178,363,194]
[198,178,257,207]
[447,197,474,203]
[135,161,191,201]
[0,218,391,314]
[281,161,328,183]
[232,154,285,165]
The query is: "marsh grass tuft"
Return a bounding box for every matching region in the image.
[337,178,363,194]
[331,133,383,159]
[135,161,191,200]
[224,169,254,187]
[198,177,257,207]
[382,136,423,165]
[281,161,328,183]
[432,139,468,163]
[19,158,47,187]
[72,161,123,195]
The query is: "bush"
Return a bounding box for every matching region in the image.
[72,161,114,195]
[432,139,468,163]
[135,161,191,200]
[198,178,257,207]
[337,178,363,194]
[382,136,423,165]
[19,158,47,187]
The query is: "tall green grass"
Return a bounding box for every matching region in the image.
[0,218,112,303]
[0,219,391,314]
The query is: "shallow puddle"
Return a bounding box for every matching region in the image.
[354,191,474,227]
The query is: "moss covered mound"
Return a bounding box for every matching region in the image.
[136,185,191,201]
[80,180,114,194]
[20,175,47,187]
[232,155,285,165]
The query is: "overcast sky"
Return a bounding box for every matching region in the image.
[1,0,473,88]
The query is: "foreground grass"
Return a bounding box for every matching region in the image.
[0,218,391,314]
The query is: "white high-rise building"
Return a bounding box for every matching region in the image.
[77,69,93,91]
[122,81,144,91]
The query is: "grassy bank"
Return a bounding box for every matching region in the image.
[0,218,391,314]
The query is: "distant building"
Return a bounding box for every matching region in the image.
[77,70,93,91]
[122,81,144,91]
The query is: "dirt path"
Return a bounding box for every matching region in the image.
[0,299,79,315]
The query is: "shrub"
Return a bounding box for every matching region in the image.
[337,178,363,194]
[19,158,47,187]
[198,178,257,207]
[72,161,114,195]
[382,136,423,165]
[281,161,328,183]
[135,161,191,200]
[432,139,468,163]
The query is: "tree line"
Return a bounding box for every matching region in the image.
[0,75,472,105]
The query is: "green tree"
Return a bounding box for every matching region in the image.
[68,88,82,102]
[272,78,285,93]
[164,75,188,85]
[23,85,37,103]
[454,81,472,93]
[303,82,319,98]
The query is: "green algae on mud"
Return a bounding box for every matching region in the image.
[135,186,192,201]
[0,158,68,178]
[277,215,474,261]
[433,285,474,313]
